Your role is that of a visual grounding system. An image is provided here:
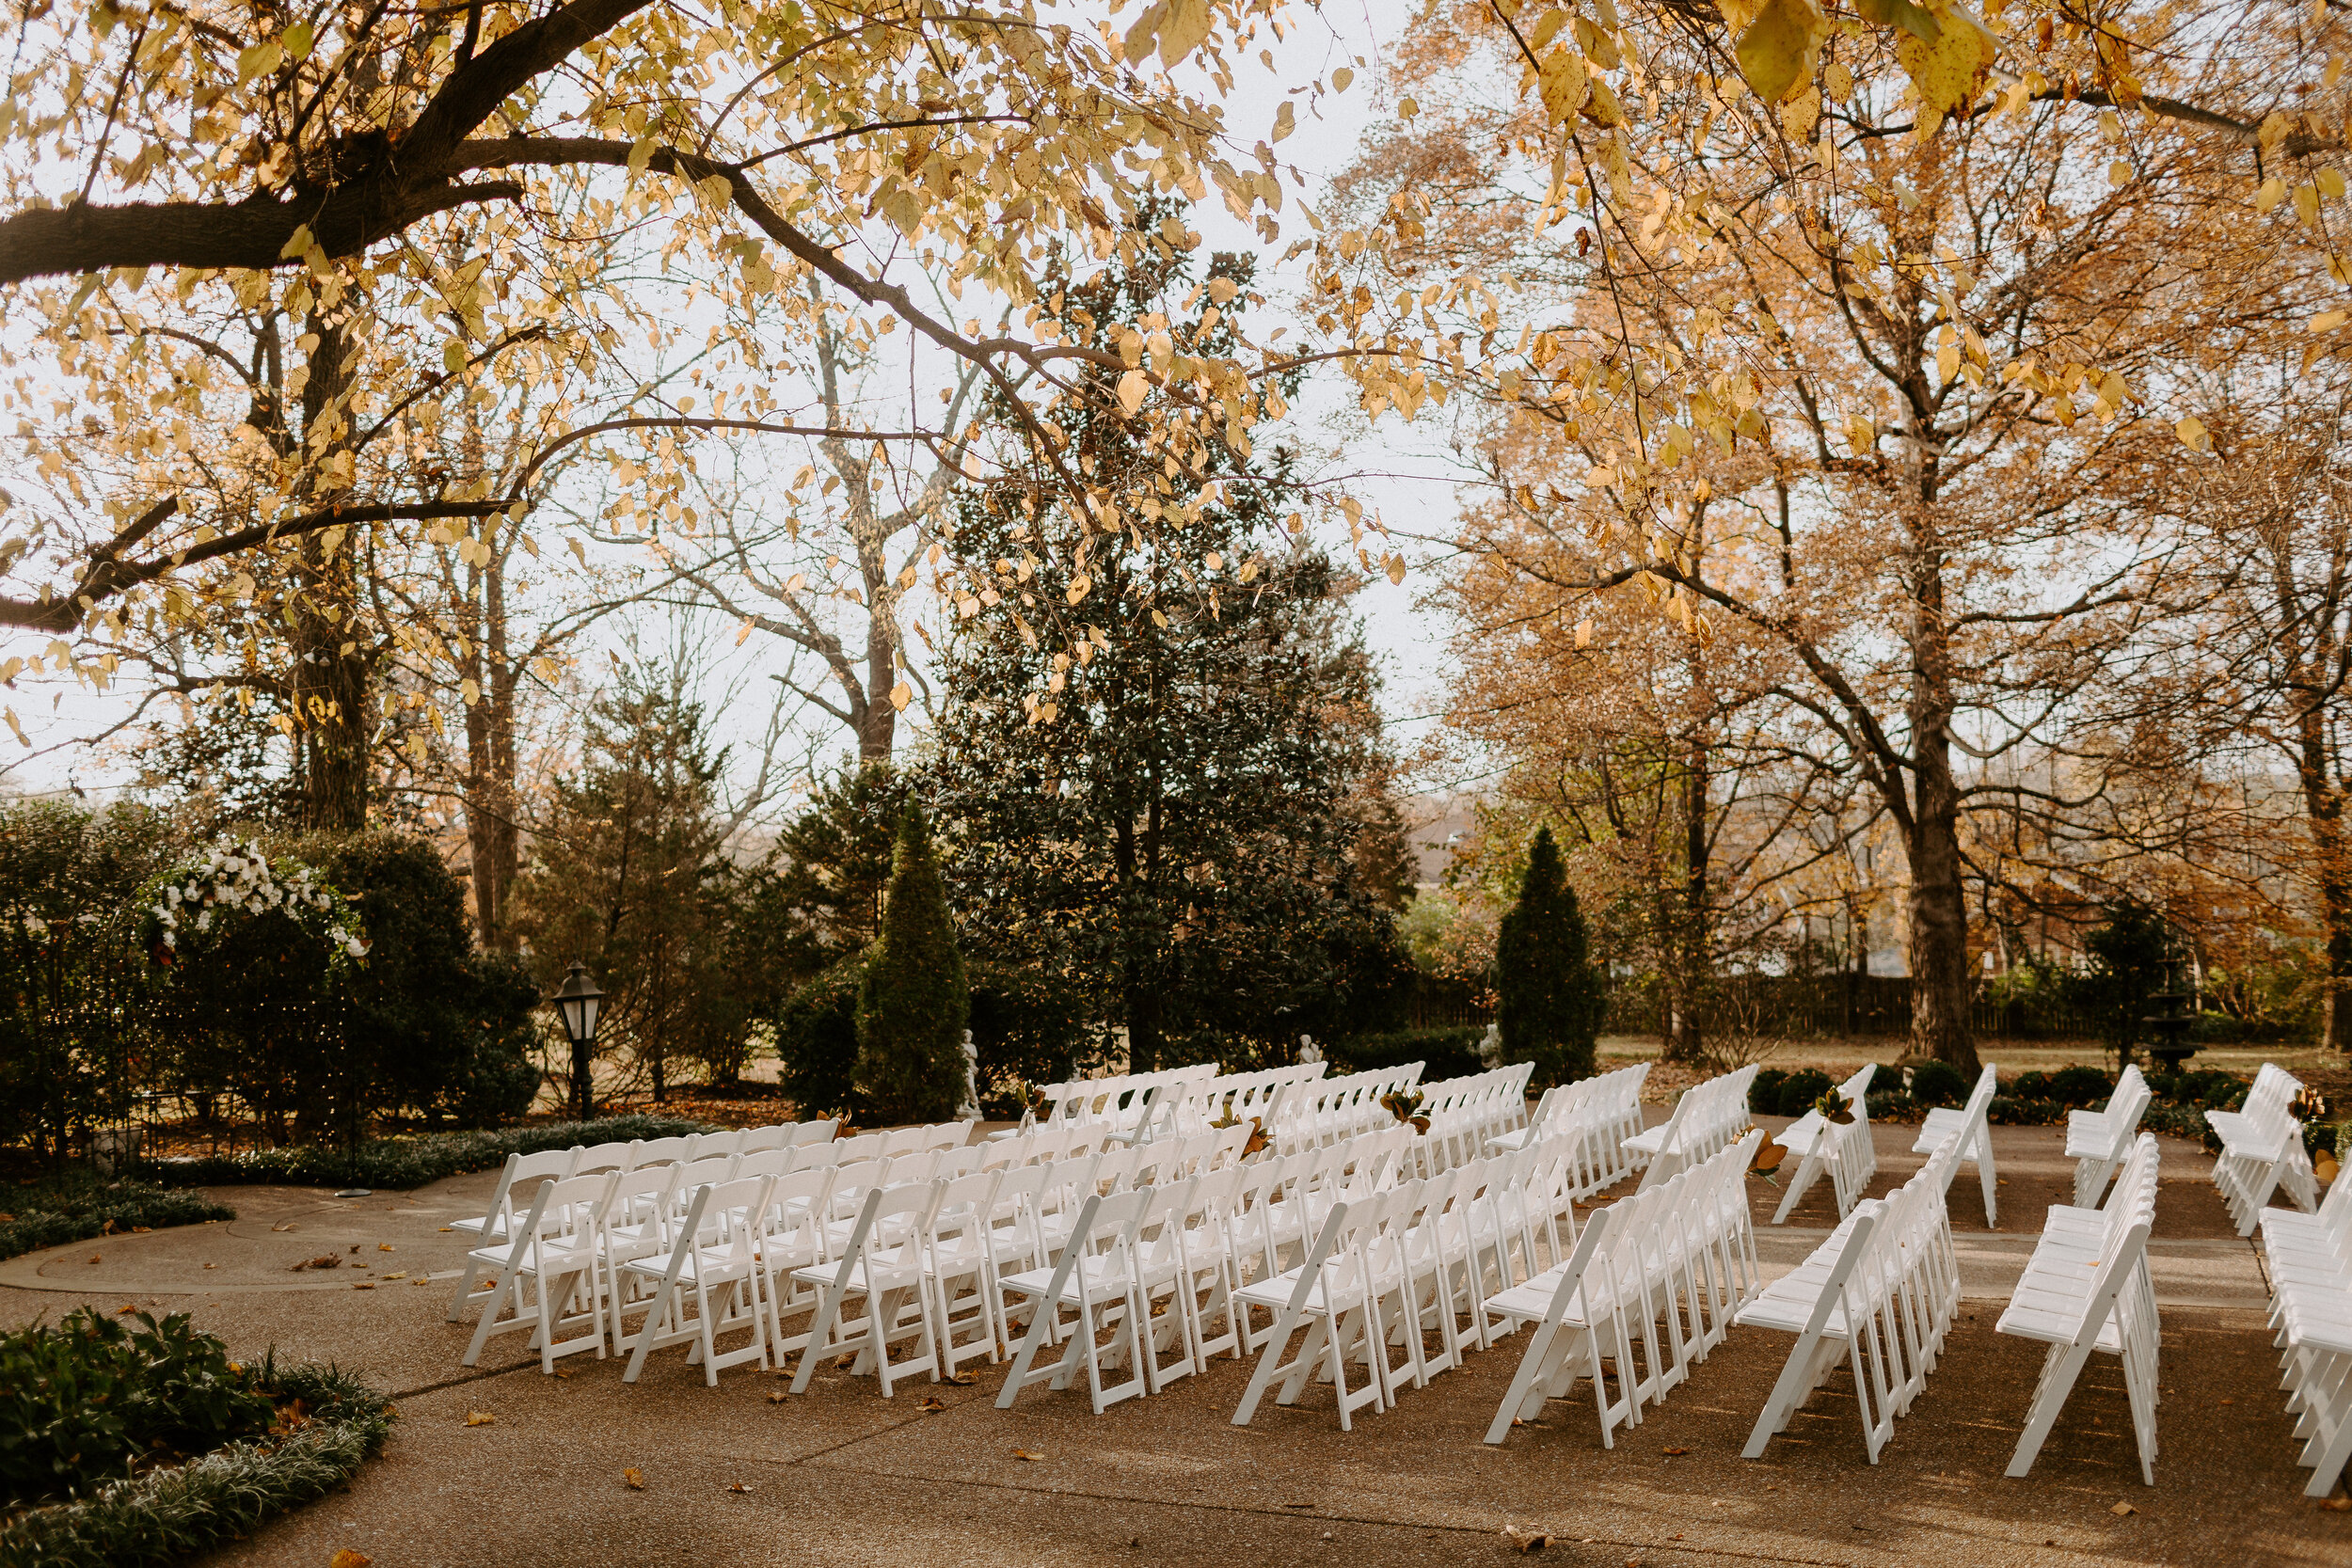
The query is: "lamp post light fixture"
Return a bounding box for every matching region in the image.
[550,961,607,1121]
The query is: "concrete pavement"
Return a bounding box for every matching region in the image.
[0,1117,2343,1567]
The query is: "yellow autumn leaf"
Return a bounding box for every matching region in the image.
[1117,370,1149,418]
[2255,178,2288,214]
[2174,416,2209,451]
[1574,619,1594,648]
[2311,309,2348,333]
[1385,554,1406,586]
[1537,48,1589,124]
[1897,3,1996,139]
[889,681,912,712]
[1734,0,1828,106]
[1272,102,1296,143]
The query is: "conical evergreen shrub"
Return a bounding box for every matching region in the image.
[854,802,970,1123]
[1492,826,1606,1087]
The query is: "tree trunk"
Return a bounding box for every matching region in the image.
[2293,701,2352,1053]
[290,314,370,832]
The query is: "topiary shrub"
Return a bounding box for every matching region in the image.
[1773,1069,1835,1118]
[2149,1068,2245,1110]
[855,804,970,1124]
[2006,1069,2052,1101]
[1907,1059,1968,1107]
[772,953,866,1120]
[1491,827,1605,1089]
[1328,1028,1485,1083]
[1990,1096,2067,1127]
[1750,1068,1789,1115]
[2046,1064,2116,1108]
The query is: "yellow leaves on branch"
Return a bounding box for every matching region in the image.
[1728,0,1993,136]
[1734,0,1826,106]
[1896,3,1998,141]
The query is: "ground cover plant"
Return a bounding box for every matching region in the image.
[0,1310,390,1568]
[143,1113,710,1192]
[0,1175,233,1265]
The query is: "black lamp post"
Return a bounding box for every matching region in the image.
[550,961,607,1121]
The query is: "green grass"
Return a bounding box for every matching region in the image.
[0,1175,234,1265]
[140,1113,716,1192]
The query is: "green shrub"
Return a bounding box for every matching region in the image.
[1990,1096,2067,1127]
[2045,1065,2115,1107]
[2148,1068,2246,1110]
[1866,1089,1922,1123]
[0,1359,390,1568]
[2006,1069,2051,1101]
[1750,1068,1788,1115]
[0,1177,234,1265]
[2142,1101,2219,1149]
[854,804,969,1124]
[0,1309,275,1509]
[772,953,867,1119]
[1491,828,1604,1089]
[1328,1028,1485,1083]
[967,960,1089,1114]
[141,1114,709,1191]
[1773,1069,1834,1118]
[1907,1059,1967,1107]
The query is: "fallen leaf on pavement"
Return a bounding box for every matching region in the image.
[86,1255,100,1264]
[204,1262,218,1269]
[378,1243,393,1251]
[1012,1449,1045,1462]
[726,1481,754,1495]
[1502,1526,1549,1553]
[353,1282,375,1291]
[943,1370,977,1386]
[919,1396,946,1412]
[438,1227,453,1232]
[2320,1496,2351,1513]
[383,1272,405,1280]
[294,1255,342,1272]
[2219,1399,2234,1406]
[622,1468,644,1490]
[2109,1502,2137,1516]
[116,1304,137,1314]
[328,1551,372,1568]
[767,1389,788,1403]
[464,1412,495,1427]
[1662,1447,1689,1456]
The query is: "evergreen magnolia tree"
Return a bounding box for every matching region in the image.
[1494,828,1606,1088]
[924,211,1410,1069]
[510,670,734,1106]
[855,803,970,1124]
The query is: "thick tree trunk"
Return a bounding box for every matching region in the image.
[290,315,371,832]
[2293,711,2352,1053]
[1906,695,1980,1071]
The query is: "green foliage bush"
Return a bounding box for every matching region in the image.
[1772,1069,1835,1118]
[1865,1089,1921,1123]
[141,1114,708,1191]
[0,1178,234,1265]
[772,954,866,1119]
[2147,1068,2246,1110]
[1989,1096,2068,1127]
[2045,1065,2116,1107]
[1750,1068,1788,1114]
[854,805,969,1124]
[1328,1028,1486,1083]
[1906,1059,1968,1107]
[0,1358,391,1568]
[967,960,1088,1114]
[0,1309,275,1508]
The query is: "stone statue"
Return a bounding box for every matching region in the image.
[1296,1034,1323,1066]
[1478,1022,1502,1069]
[957,1028,981,1120]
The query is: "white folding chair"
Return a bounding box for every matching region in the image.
[461,1171,615,1371]
[1231,1200,1389,1431]
[1913,1064,2000,1227]
[446,1147,580,1320]
[789,1180,946,1397]
[996,1190,1155,1415]
[620,1176,776,1386]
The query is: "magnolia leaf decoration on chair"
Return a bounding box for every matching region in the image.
[1814,1086,1856,1126]
[1381,1089,1430,1135]
[1748,1141,1788,1184]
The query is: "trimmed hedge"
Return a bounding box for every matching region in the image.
[0,1179,234,1265]
[140,1114,713,1192]
[0,1360,391,1568]
[1328,1028,1486,1083]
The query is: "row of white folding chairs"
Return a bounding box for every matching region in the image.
[1218,1132,1590,1430]
[1997,1132,2162,1485]
[447,1118,840,1255]
[454,1133,1008,1354]
[1015,1064,1221,1144]
[2208,1063,2320,1237]
[1488,1063,1652,1196]
[1736,1134,1963,1463]
[2065,1065,2151,1209]
[1628,1064,1759,1189]
[1147,1062,1330,1143]
[1482,1130,1764,1448]
[1770,1063,1879,1225]
[1406,1063,1535,1176]
[1271,1064,1428,1154]
[2257,1149,2352,1497]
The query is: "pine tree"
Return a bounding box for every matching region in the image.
[854,802,971,1123]
[1494,827,1606,1087]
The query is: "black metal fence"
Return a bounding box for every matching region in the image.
[1409,970,2111,1042]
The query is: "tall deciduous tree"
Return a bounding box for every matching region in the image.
[1493,826,1606,1087]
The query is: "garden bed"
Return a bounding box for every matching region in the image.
[139,1112,714,1192]
[0,1175,234,1265]
[0,1310,392,1568]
